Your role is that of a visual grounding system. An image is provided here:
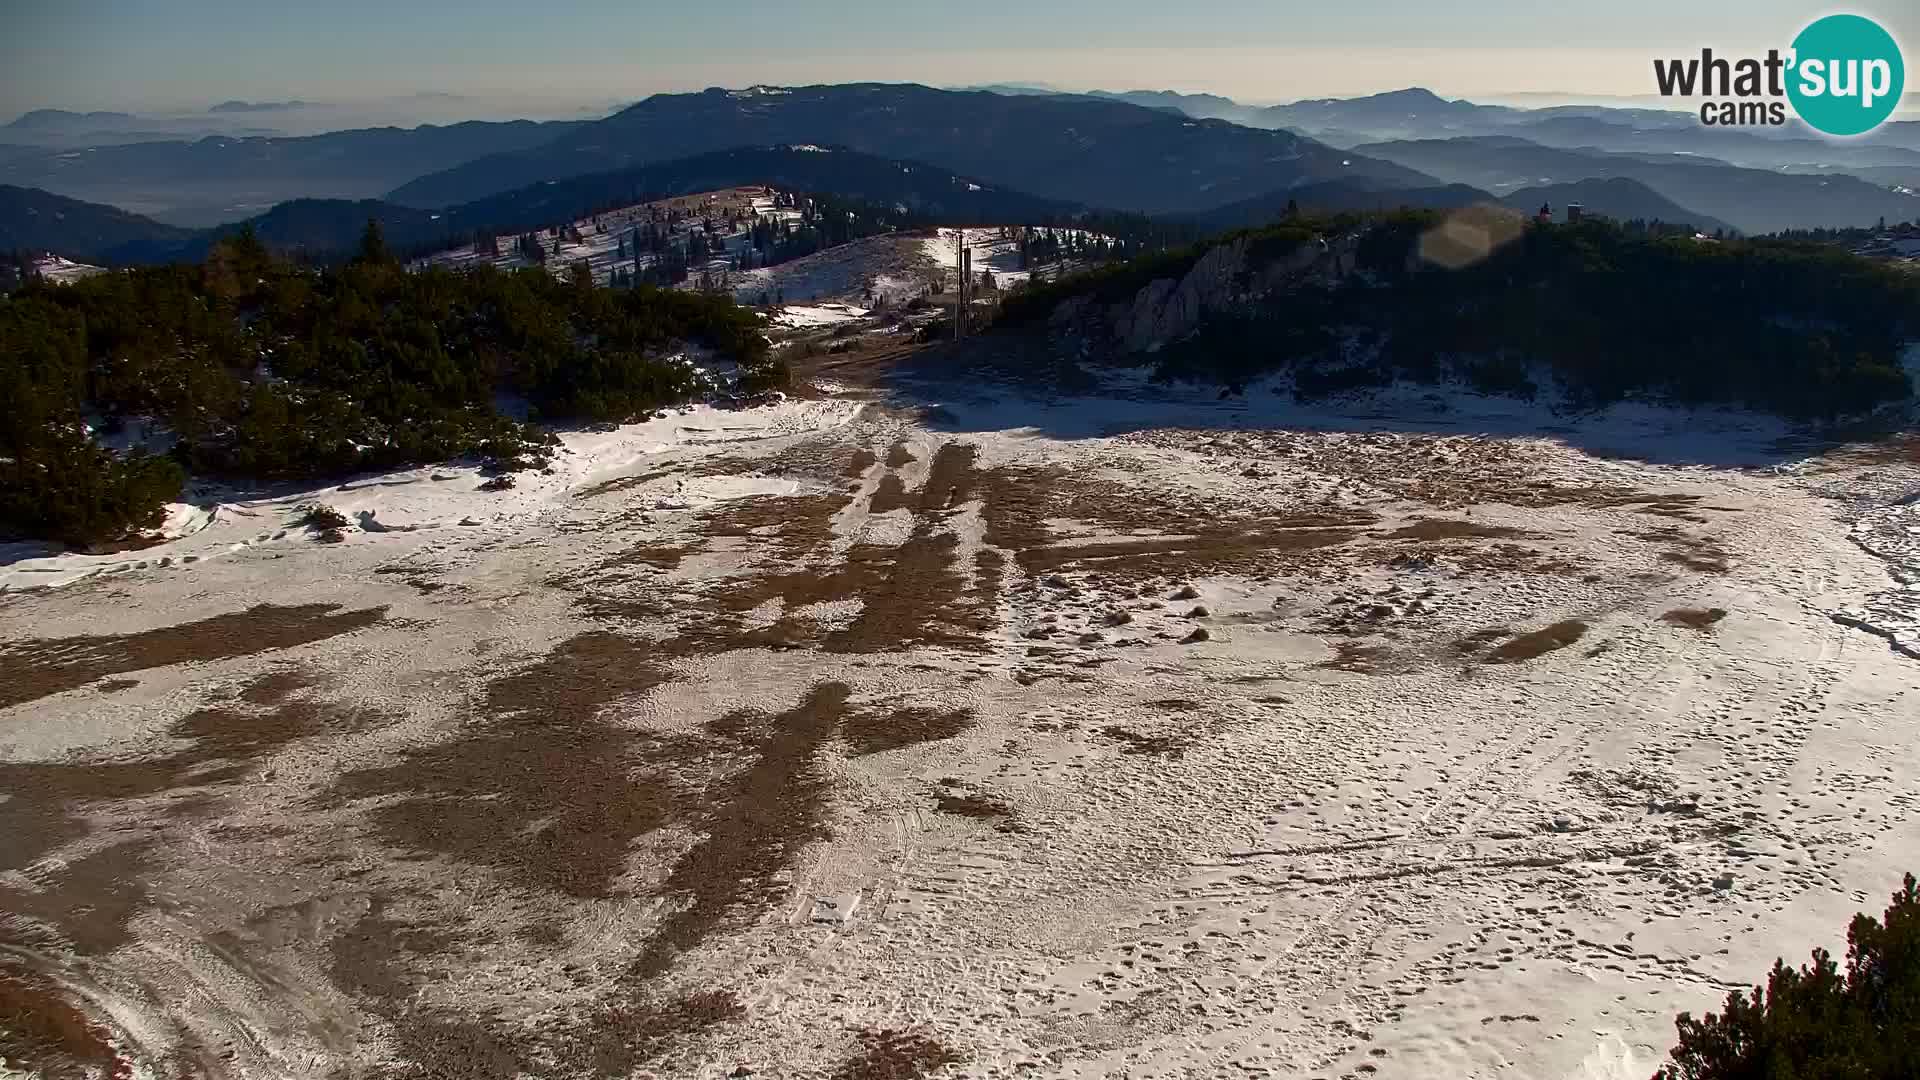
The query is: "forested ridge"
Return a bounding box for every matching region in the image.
[1,224,776,549]
[1001,210,1920,421]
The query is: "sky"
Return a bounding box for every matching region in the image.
[3,0,1917,118]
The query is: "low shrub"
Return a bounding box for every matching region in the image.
[1653,874,1920,1079]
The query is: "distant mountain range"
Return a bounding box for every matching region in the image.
[3,146,1096,265]
[1193,174,1734,235]
[0,108,268,149]
[8,83,1917,249]
[387,83,1437,214]
[0,96,611,151]
[976,86,1920,189]
[208,100,311,114]
[959,86,1273,127]
[1354,136,1920,234]
[0,119,585,225]
[4,109,142,130]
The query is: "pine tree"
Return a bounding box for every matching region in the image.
[353,218,393,267]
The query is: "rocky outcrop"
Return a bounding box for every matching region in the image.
[1047,231,1361,354]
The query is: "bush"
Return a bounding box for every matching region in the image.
[0,244,768,546]
[1653,874,1920,1079]
[736,358,792,397]
[296,504,349,530]
[0,435,183,550]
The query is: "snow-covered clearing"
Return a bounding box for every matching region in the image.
[1,398,857,592]
[413,186,802,290]
[772,302,870,328]
[729,233,939,308]
[3,363,1916,1080]
[921,226,1113,290]
[30,253,109,284]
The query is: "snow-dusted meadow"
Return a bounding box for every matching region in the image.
[410,190,1110,331]
[412,186,802,291]
[4,352,1918,1078]
[28,253,108,284]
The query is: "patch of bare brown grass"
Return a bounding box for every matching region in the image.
[1485,620,1590,663]
[1318,640,1395,674]
[1660,607,1729,631]
[579,990,745,1078]
[0,603,387,709]
[0,842,155,957]
[828,1028,963,1080]
[867,472,911,514]
[630,682,850,979]
[1099,726,1185,759]
[329,633,688,899]
[975,464,1369,583]
[1634,527,1731,573]
[0,967,130,1080]
[326,898,461,1003]
[933,787,1013,818]
[1381,519,1532,541]
[3,669,379,954]
[841,705,974,756]
[1449,627,1514,657]
[380,1011,527,1080]
[668,448,995,654]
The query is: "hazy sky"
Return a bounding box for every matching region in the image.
[3,0,1916,117]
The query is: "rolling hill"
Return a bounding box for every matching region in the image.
[1355,136,1920,234]
[438,144,1087,232]
[1192,178,1490,228]
[1187,173,1733,234]
[1496,177,1736,235]
[0,184,193,261]
[387,83,1438,215]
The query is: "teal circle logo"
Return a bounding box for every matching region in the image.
[1787,14,1905,136]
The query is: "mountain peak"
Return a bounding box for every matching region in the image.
[5,108,139,129]
[390,82,1435,213]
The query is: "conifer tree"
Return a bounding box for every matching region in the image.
[353,218,393,267]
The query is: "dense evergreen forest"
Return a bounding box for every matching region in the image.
[1,224,775,549]
[1000,210,1920,421]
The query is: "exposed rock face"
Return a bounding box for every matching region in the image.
[1048,231,1361,355]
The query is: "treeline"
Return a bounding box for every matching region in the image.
[1771,218,1920,244]
[994,218,1323,327]
[999,209,1919,421]
[1,224,776,549]
[1016,212,1206,266]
